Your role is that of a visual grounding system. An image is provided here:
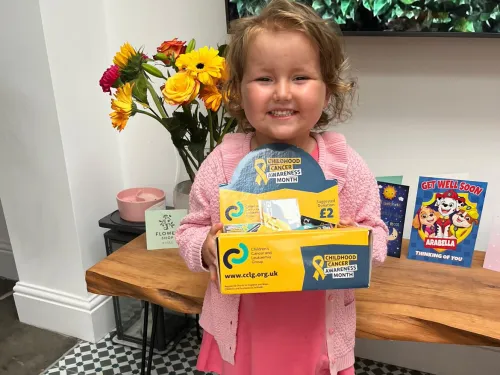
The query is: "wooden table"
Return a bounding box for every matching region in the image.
[86,234,500,349]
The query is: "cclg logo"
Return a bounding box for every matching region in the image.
[224,201,244,221]
[223,243,249,269]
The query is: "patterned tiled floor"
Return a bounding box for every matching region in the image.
[42,326,434,375]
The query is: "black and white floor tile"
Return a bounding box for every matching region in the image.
[43,326,434,375]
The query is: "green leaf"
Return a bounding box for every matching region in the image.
[186,39,196,54]
[162,116,183,140]
[218,44,228,58]
[340,0,358,19]
[393,4,404,17]
[112,77,124,89]
[198,112,208,128]
[400,0,417,4]
[325,11,335,21]
[480,12,491,21]
[154,52,167,61]
[132,73,148,105]
[362,0,374,11]
[373,0,392,16]
[237,1,245,15]
[312,0,325,12]
[188,142,207,165]
[453,17,475,32]
[120,53,143,83]
[493,10,500,20]
[465,20,475,32]
[172,110,194,131]
[141,63,165,79]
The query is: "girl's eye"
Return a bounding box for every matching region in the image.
[256,77,271,82]
[295,76,309,81]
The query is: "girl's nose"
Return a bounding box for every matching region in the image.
[273,80,292,102]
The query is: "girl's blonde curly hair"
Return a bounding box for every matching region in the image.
[222,0,357,133]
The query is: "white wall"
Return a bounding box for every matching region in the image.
[0,0,86,296]
[39,0,125,278]
[0,0,120,342]
[339,36,500,252]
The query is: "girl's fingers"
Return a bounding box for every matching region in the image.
[209,264,218,284]
[209,222,224,236]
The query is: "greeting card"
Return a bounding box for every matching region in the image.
[378,181,409,258]
[145,202,187,250]
[408,176,488,268]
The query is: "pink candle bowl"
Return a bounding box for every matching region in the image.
[116,187,166,222]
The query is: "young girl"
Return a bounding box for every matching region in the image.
[176,0,388,374]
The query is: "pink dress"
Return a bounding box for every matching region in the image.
[196,144,355,375]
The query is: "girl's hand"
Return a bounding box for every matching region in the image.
[201,223,223,282]
[339,217,358,227]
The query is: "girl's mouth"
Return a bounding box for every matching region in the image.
[268,110,296,118]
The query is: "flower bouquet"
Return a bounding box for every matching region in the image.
[99,38,237,183]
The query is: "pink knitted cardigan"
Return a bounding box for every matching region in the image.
[175,131,388,373]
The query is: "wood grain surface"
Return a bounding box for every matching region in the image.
[86,234,209,314]
[356,240,500,346]
[86,234,500,346]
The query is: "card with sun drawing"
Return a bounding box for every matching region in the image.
[407,176,488,268]
[378,181,409,258]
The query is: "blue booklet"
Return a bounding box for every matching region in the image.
[378,182,409,258]
[407,176,488,268]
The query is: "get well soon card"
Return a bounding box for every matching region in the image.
[408,176,488,268]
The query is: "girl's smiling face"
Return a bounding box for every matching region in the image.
[241,29,329,148]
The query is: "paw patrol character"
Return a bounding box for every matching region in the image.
[434,190,459,238]
[457,196,466,209]
[451,206,479,240]
[412,205,440,237]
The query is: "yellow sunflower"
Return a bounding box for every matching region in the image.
[175,46,224,86]
[199,85,222,112]
[110,82,134,131]
[220,59,229,82]
[113,42,137,68]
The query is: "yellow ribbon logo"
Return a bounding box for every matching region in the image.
[254,158,269,185]
[312,255,325,281]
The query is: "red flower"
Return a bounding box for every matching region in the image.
[156,38,186,64]
[99,65,121,95]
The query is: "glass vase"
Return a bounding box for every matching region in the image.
[173,180,192,211]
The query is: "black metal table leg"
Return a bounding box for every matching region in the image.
[141,301,149,375]
[154,306,166,351]
[146,304,160,375]
[196,314,201,341]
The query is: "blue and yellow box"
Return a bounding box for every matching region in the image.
[216,143,373,295]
